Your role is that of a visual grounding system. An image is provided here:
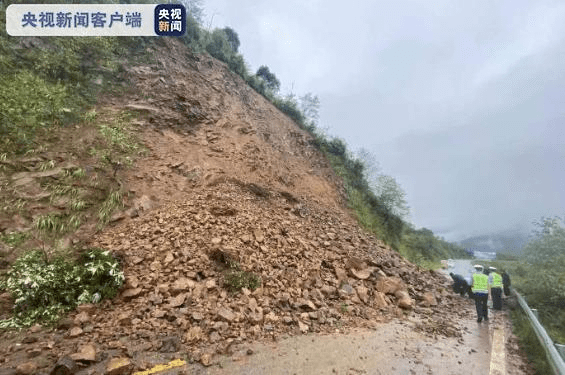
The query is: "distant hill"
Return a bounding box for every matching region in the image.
[458,228,530,256]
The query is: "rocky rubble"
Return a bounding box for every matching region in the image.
[46,181,463,368]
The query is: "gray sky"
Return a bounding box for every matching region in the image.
[203,0,565,241]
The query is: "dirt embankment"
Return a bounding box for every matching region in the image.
[0,38,534,374]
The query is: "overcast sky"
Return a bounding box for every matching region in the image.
[202,0,565,241]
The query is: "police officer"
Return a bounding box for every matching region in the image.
[488,266,503,310]
[470,265,489,323]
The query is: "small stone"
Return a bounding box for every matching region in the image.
[70,344,96,362]
[27,349,42,358]
[69,327,83,337]
[253,230,264,243]
[205,279,216,289]
[185,326,203,343]
[209,332,221,343]
[169,293,187,307]
[50,355,77,375]
[105,357,132,375]
[247,349,254,355]
[200,353,212,367]
[298,321,309,333]
[217,307,236,322]
[121,288,142,300]
[29,324,42,333]
[117,313,131,326]
[191,312,204,321]
[16,362,37,375]
[74,311,90,325]
[57,318,74,330]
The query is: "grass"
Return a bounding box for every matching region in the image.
[509,306,552,374]
[98,190,124,226]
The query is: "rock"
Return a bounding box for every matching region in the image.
[160,336,180,352]
[69,327,83,337]
[77,304,97,314]
[420,292,438,307]
[168,293,187,307]
[200,353,212,367]
[15,362,36,375]
[211,237,222,245]
[205,279,216,289]
[164,252,174,264]
[121,288,142,300]
[185,326,203,343]
[29,324,42,333]
[50,355,77,375]
[217,307,236,322]
[298,321,309,333]
[70,344,96,362]
[350,268,372,280]
[356,285,369,303]
[334,267,348,283]
[105,357,132,375]
[376,276,405,295]
[57,318,74,330]
[253,230,264,243]
[74,311,89,325]
[296,299,317,311]
[209,331,221,343]
[117,313,131,326]
[339,283,354,295]
[27,348,42,358]
[373,292,388,309]
[191,312,204,321]
[395,291,414,310]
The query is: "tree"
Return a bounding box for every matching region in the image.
[256,65,280,93]
[373,175,410,219]
[300,93,320,126]
[178,0,204,24]
[356,148,410,220]
[223,27,240,53]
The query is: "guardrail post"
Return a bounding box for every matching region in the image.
[556,344,565,362]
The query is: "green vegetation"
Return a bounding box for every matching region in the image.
[0,248,124,328]
[223,270,261,292]
[488,217,565,374]
[98,190,124,226]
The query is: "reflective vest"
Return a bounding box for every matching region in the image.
[491,272,503,288]
[472,273,488,294]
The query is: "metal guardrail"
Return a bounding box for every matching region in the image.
[513,289,565,375]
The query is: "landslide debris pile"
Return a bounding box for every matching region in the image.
[75,181,463,362]
[0,37,472,372]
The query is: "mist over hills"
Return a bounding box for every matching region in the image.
[458,228,530,256]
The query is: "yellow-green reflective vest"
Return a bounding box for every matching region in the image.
[491,272,503,288]
[472,273,488,294]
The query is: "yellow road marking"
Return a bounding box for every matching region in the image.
[133,359,186,375]
[489,327,506,375]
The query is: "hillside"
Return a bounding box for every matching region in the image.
[0,37,506,373]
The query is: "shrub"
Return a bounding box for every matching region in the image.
[223,270,261,292]
[0,248,124,328]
